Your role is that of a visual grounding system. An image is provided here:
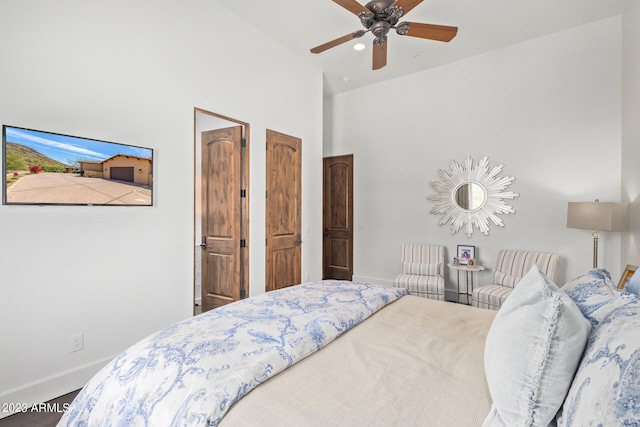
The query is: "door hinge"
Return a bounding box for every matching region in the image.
[265,238,268,246]
[200,236,206,250]
[241,137,247,148]
[240,239,246,248]
[240,189,246,198]
[240,289,246,299]
[265,190,268,198]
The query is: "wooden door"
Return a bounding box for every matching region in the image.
[266,130,301,291]
[201,126,244,311]
[323,155,353,280]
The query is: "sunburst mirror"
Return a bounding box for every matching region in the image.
[428,156,519,237]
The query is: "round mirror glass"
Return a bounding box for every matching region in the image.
[453,182,486,212]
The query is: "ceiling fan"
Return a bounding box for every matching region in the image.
[310,0,458,70]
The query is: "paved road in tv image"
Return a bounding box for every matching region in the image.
[5,172,152,205]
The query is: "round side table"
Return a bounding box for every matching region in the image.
[447,263,485,304]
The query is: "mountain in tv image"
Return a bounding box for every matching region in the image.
[5,142,70,172]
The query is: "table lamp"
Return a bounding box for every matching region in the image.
[567,199,629,268]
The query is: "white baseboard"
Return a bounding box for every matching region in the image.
[0,356,113,419]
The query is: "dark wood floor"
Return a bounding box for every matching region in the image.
[0,389,80,427]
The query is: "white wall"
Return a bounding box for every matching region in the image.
[622,1,640,266]
[325,17,623,296]
[0,0,323,411]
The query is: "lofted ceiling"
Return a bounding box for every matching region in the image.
[216,0,627,96]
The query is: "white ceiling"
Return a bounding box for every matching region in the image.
[216,0,627,96]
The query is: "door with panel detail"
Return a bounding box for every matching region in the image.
[323,155,353,280]
[201,126,243,312]
[266,130,301,291]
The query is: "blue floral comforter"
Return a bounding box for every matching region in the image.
[58,281,407,427]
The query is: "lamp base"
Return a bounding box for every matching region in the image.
[592,229,599,269]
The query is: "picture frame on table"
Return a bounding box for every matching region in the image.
[618,264,638,290]
[457,245,475,266]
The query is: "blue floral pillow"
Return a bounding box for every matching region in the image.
[557,297,640,426]
[561,269,634,327]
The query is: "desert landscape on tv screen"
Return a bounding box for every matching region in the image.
[3,126,153,206]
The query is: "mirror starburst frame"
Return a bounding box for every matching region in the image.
[428,156,519,237]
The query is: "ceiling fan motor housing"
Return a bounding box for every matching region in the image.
[361,0,405,34]
[371,20,391,38]
[365,0,396,15]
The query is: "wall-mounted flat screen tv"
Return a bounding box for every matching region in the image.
[2,125,153,206]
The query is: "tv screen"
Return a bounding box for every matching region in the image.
[2,125,153,206]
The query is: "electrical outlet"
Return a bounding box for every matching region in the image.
[69,333,84,353]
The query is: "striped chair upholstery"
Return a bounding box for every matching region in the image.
[393,244,445,300]
[472,249,560,310]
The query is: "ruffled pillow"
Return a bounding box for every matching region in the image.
[483,266,591,427]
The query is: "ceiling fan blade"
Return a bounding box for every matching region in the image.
[310,31,362,54]
[391,0,424,15]
[372,41,387,70]
[332,0,370,16]
[400,22,458,42]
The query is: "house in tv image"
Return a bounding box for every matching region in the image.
[79,154,152,186]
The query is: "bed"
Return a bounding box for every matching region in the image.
[57,269,640,426]
[221,293,495,427]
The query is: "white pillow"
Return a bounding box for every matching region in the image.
[483,265,591,427]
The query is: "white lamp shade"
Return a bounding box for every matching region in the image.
[567,202,630,232]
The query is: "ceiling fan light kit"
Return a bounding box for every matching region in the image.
[311,0,458,70]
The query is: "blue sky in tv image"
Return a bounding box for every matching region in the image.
[4,126,152,165]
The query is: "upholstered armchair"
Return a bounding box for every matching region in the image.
[393,244,445,300]
[472,249,560,310]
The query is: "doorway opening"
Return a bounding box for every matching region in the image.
[194,108,249,315]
